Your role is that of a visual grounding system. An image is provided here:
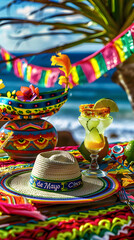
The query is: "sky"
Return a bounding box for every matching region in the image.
[0,0,103,53]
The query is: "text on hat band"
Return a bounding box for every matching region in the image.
[30,174,83,192]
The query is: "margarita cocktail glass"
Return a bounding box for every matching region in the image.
[79,104,113,177]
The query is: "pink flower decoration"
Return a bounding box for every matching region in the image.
[16,84,39,101]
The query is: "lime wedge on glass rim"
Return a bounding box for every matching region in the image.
[93,98,119,112]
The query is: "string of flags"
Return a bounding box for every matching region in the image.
[0,23,134,88]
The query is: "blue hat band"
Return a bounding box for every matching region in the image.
[30,174,83,192]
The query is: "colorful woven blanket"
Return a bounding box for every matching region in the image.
[0,203,134,239]
[0,143,134,240]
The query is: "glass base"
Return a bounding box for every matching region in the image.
[82,168,107,178]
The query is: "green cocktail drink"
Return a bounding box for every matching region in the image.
[79,103,113,177]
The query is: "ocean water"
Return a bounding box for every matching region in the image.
[0,52,134,144]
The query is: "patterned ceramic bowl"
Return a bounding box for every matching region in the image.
[0,88,68,121]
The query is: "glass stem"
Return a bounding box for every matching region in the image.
[89,154,99,171]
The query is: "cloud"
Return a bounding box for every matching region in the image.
[62,14,85,23]
[16,6,36,17]
[1,25,12,30]
[44,8,87,24]
[0,29,13,50]
[44,7,58,14]
[0,26,102,53]
[0,4,101,53]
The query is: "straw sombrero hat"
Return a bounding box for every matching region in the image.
[0,150,120,203]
